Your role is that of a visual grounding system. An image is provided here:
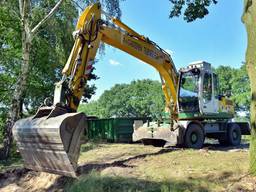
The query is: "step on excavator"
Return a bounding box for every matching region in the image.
[12,3,250,177]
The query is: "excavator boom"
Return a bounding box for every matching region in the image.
[12,3,178,177]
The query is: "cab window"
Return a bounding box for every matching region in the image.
[203,73,212,101]
[213,73,219,98]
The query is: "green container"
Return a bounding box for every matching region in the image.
[87,117,149,143]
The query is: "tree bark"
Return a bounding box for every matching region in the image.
[242,0,256,174]
[0,0,64,160]
[0,0,32,160]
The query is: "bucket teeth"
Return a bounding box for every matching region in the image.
[12,107,86,178]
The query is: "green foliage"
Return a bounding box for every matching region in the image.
[214,66,234,95]
[0,115,6,143]
[79,79,165,119]
[76,0,124,18]
[0,1,78,114]
[231,64,250,111]
[0,1,21,109]
[169,0,217,22]
[25,1,79,112]
[78,100,100,117]
[215,64,250,111]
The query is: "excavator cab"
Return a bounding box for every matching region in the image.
[178,61,234,119]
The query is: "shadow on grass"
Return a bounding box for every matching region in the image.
[77,142,248,176]
[77,147,177,175]
[47,168,237,192]
[203,143,249,151]
[61,172,212,192]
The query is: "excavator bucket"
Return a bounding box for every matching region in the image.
[12,106,86,177]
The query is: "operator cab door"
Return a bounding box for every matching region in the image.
[200,72,219,114]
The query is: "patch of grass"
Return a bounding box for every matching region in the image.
[242,135,251,142]
[78,143,160,165]
[80,142,103,153]
[0,145,22,171]
[136,149,249,191]
[66,171,210,192]
[0,156,22,172]
[72,144,251,192]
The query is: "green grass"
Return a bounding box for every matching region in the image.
[0,156,22,172]
[66,143,252,192]
[0,145,22,172]
[242,135,251,142]
[67,171,211,192]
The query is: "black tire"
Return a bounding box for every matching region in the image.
[227,123,241,146]
[184,124,205,149]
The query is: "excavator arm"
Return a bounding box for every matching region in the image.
[12,3,179,177]
[59,3,178,113]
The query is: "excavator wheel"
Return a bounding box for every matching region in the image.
[184,123,204,149]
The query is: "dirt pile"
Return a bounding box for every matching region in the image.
[0,168,63,192]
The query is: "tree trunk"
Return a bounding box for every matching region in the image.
[0,17,32,160]
[242,0,256,174]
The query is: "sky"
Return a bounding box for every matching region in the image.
[89,0,247,100]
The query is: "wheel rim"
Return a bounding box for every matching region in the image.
[191,133,198,144]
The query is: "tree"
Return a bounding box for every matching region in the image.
[214,66,234,96]
[169,0,217,22]
[231,64,250,111]
[79,79,165,119]
[242,0,256,174]
[215,65,250,112]
[0,0,124,159]
[169,0,256,174]
[0,0,66,159]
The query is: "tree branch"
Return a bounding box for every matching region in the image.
[71,0,85,12]
[31,0,64,36]
[18,0,24,17]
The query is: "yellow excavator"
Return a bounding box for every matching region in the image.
[12,3,250,177]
